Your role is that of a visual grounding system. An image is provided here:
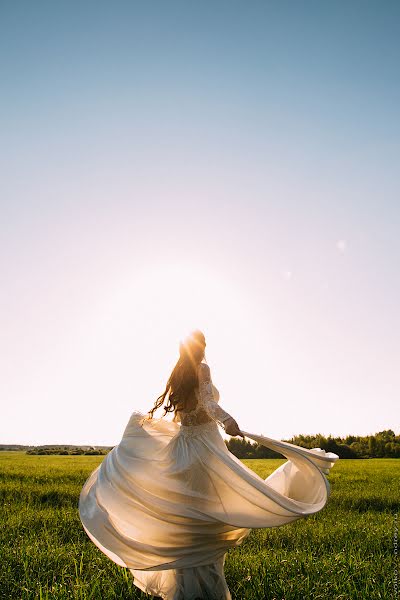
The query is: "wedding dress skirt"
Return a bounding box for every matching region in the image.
[79,412,339,599]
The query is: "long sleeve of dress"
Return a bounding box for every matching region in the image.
[198,363,233,426]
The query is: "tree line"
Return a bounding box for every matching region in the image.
[225,429,400,459]
[25,446,109,455]
[10,429,400,459]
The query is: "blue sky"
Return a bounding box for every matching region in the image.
[1,1,399,445]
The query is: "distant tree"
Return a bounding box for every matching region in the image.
[335,443,358,459]
[368,436,376,457]
[385,442,395,457]
[344,435,356,445]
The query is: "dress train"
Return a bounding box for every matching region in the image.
[79,412,338,599]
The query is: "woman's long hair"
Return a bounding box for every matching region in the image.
[145,330,206,421]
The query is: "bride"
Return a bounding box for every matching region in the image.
[79,329,339,599]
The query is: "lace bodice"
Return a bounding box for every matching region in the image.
[175,362,233,427]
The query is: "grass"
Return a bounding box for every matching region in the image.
[1,452,398,599]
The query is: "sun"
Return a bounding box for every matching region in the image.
[81,258,268,418]
[68,257,273,424]
[128,261,232,341]
[96,259,259,367]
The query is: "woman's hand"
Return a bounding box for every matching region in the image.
[224,417,244,438]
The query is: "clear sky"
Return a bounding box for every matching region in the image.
[1,1,399,446]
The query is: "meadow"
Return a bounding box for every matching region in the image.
[0,452,398,600]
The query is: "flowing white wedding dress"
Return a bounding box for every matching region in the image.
[79,362,339,600]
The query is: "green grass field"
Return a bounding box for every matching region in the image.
[1,452,398,599]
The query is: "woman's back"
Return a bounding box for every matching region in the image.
[175,362,217,426]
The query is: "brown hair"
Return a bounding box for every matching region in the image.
[145,329,206,420]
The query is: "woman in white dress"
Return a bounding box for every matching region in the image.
[79,330,339,600]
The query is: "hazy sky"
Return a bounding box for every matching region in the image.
[1,1,399,445]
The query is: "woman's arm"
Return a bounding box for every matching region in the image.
[198,363,243,437]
